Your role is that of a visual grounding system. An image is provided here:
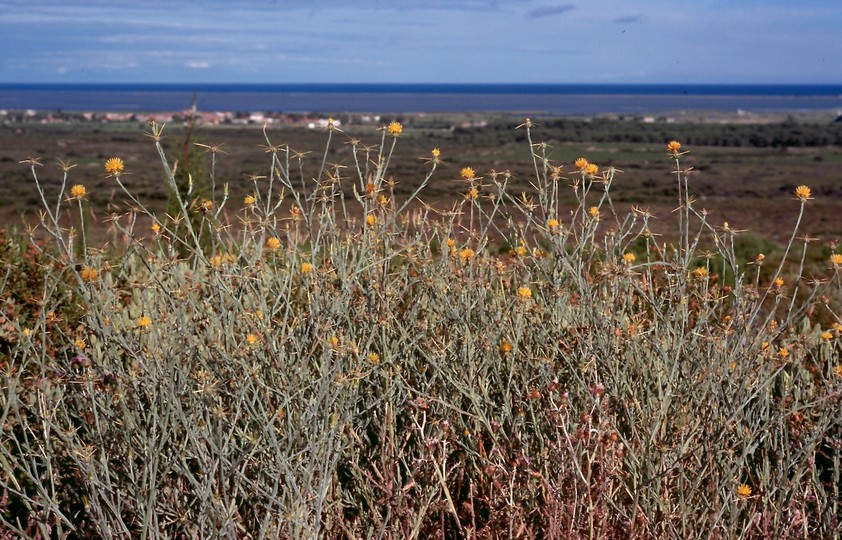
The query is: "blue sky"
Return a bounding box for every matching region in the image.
[1,0,840,84]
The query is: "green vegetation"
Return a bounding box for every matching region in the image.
[1,120,840,538]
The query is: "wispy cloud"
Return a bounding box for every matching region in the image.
[613,15,642,24]
[528,4,576,18]
[186,60,211,69]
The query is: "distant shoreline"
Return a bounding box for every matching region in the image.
[1,83,841,116]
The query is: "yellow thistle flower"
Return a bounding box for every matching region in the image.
[387,121,403,136]
[301,262,313,274]
[465,187,479,201]
[137,315,152,328]
[622,252,636,264]
[667,140,682,155]
[460,167,476,180]
[778,347,789,359]
[830,253,842,266]
[459,247,475,262]
[446,238,456,248]
[70,184,87,199]
[774,277,784,288]
[377,194,389,206]
[516,245,527,257]
[246,333,259,346]
[104,157,124,176]
[368,352,380,364]
[584,163,599,176]
[794,185,811,201]
[151,222,161,235]
[574,157,589,170]
[588,206,600,219]
[80,266,98,282]
[517,286,532,299]
[500,340,513,354]
[431,147,441,158]
[329,335,340,349]
[199,199,213,213]
[547,218,559,230]
[821,331,833,341]
[266,237,281,251]
[74,338,86,350]
[244,194,256,206]
[736,484,752,499]
[694,267,709,279]
[365,214,376,226]
[209,255,223,269]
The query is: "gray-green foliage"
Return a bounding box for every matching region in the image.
[1,122,839,539]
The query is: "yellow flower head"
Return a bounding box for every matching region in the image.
[301,262,313,274]
[199,199,213,213]
[377,194,389,206]
[460,167,476,180]
[104,157,124,176]
[246,333,259,346]
[446,238,456,248]
[137,315,152,328]
[547,218,559,230]
[365,214,376,226]
[588,206,600,219]
[244,194,256,206]
[387,121,403,136]
[737,483,752,499]
[774,277,784,288]
[367,352,380,364]
[151,222,161,235]
[80,266,98,282]
[574,157,589,170]
[584,163,599,176]
[830,253,842,266]
[694,267,709,279]
[500,340,513,354]
[517,286,532,299]
[266,237,281,251]
[465,187,479,201]
[70,184,87,199]
[459,247,475,262]
[74,338,86,350]
[820,331,833,341]
[515,245,527,257]
[667,140,682,155]
[622,252,636,264]
[778,347,789,359]
[794,185,811,201]
[431,147,441,158]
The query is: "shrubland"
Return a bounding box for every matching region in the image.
[1,119,840,538]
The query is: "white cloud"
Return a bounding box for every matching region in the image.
[186,60,211,69]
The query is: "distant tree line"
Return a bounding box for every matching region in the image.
[452,117,842,148]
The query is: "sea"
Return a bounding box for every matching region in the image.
[1,83,841,115]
